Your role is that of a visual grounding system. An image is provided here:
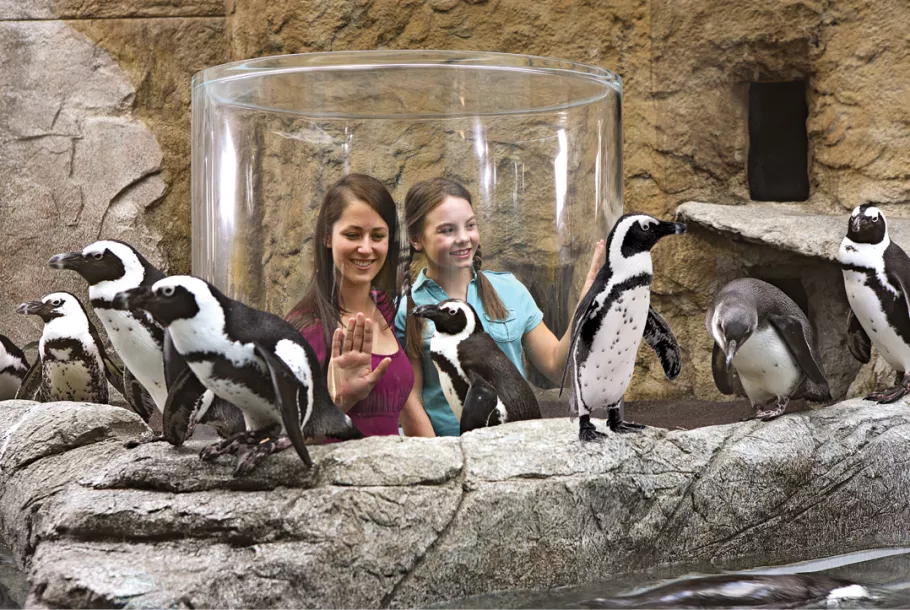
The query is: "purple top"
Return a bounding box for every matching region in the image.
[298,291,414,438]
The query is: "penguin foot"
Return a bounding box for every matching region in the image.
[865,384,910,404]
[579,424,607,442]
[610,421,647,434]
[199,430,249,461]
[233,436,293,477]
[124,433,166,449]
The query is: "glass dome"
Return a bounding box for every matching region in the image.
[191,50,622,384]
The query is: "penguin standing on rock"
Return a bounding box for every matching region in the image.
[15,292,124,403]
[560,213,686,442]
[114,275,363,476]
[0,334,29,401]
[840,204,910,402]
[412,299,541,433]
[707,278,831,420]
[49,240,244,441]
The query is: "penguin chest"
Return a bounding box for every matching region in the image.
[189,360,278,431]
[41,359,105,402]
[428,337,469,420]
[98,309,167,408]
[843,269,910,370]
[732,327,801,404]
[0,373,22,400]
[576,285,651,410]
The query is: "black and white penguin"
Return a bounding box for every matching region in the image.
[412,299,541,433]
[0,334,29,401]
[49,240,244,440]
[578,573,875,609]
[706,278,831,420]
[113,275,363,475]
[15,292,124,403]
[840,204,910,403]
[560,213,686,442]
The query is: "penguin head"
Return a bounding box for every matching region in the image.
[715,304,757,370]
[412,299,482,337]
[16,292,87,324]
[113,276,207,327]
[49,240,144,286]
[847,204,888,244]
[609,213,687,263]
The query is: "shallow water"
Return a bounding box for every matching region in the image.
[0,542,24,609]
[436,548,910,609]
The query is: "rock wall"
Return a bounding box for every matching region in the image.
[1,399,909,607]
[2,0,909,402]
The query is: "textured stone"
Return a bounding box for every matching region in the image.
[1,400,910,607]
[0,0,223,19]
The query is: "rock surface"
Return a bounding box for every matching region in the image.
[1,398,909,608]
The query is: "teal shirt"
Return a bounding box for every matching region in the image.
[394,269,544,436]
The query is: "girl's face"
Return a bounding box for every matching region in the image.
[414,195,479,273]
[329,200,389,288]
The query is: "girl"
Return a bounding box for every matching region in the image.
[287,173,434,438]
[395,177,605,436]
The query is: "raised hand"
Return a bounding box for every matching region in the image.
[327,312,392,410]
[580,239,606,298]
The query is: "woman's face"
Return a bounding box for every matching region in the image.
[414,195,479,273]
[329,200,390,288]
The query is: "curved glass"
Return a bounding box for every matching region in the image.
[191,50,622,385]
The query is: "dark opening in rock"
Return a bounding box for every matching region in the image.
[749,272,811,317]
[747,81,809,202]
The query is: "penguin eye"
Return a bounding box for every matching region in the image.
[873,216,880,222]
[51,299,62,307]
[92,252,104,260]
[639,221,651,231]
[161,286,175,298]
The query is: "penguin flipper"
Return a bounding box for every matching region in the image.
[711,343,737,396]
[15,358,42,401]
[252,343,313,467]
[768,314,829,387]
[643,306,681,380]
[461,371,501,434]
[123,366,157,424]
[559,272,606,395]
[846,309,872,364]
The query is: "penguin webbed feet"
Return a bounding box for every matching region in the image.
[607,408,646,434]
[746,397,788,422]
[864,373,910,404]
[579,415,607,442]
[123,433,167,449]
[199,425,292,477]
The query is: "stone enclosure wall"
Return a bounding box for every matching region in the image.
[1,0,909,401]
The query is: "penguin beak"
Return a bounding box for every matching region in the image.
[412,304,442,322]
[48,252,84,271]
[16,300,50,316]
[850,216,861,233]
[113,287,151,311]
[724,340,738,370]
[659,221,687,236]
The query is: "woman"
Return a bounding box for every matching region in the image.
[394,177,605,437]
[286,173,434,438]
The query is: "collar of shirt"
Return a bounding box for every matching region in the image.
[411,267,479,300]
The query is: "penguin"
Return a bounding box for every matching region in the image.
[14,292,125,403]
[49,240,244,441]
[839,204,910,403]
[412,299,541,433]
[577,573,875,608]
[112,275,363,475]
[560,213,686,442]
[0,334,29,401]
[706,278,831,420]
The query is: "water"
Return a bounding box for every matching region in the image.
[0,542,24,609]
[436,548,910,609]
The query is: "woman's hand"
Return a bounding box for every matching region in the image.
[580,239,606,298]
[328,313,392,411]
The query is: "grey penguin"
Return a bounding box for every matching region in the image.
[706,278,831,420]
[577,573,875,608]
[839,204,910,403]
[49,240,244,441]
[15,292,125,403]
[0,334,29,401]
[560,213,686,442]
[113,275,363,475]
[412,299,541,433]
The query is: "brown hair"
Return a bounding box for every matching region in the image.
[286,174,400,366]
[402,177,507,360]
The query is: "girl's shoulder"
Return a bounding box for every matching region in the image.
[480,270,531,297]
